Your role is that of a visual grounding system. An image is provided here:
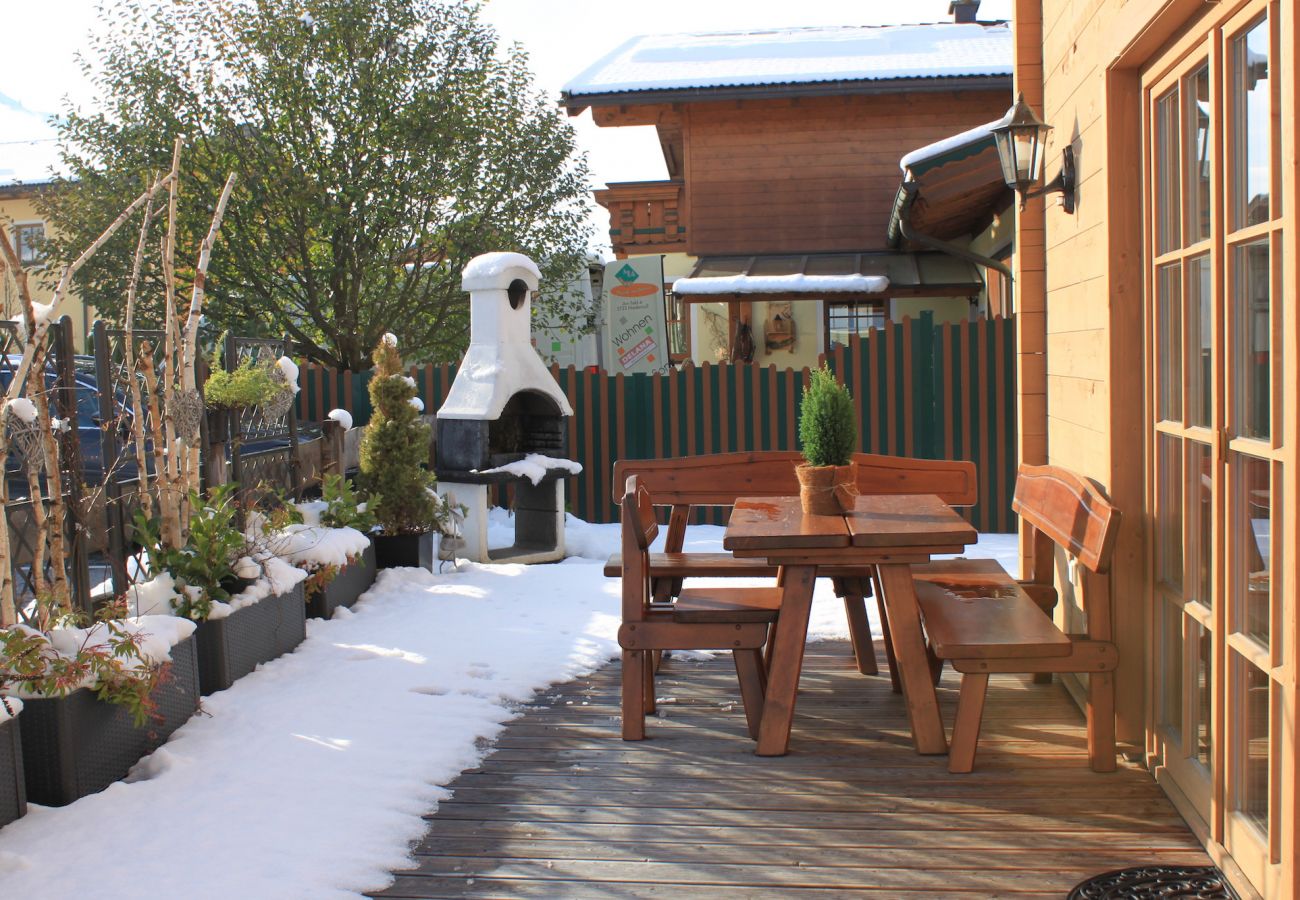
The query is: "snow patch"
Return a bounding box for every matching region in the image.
[460,251,542,285]
[900,117,1001,171]
[474,453,583,486]
[408,397,424,413]
[271,522,371,570]
[327,408,353,431]
[4,397,36,423]
[673,273,889,295]
[277,356,300,394]
[381,333,397,348]
[208,558,309,620]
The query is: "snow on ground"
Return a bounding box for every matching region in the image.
[0,510,1017,899]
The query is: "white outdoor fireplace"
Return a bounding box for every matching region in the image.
[434,252,578,563]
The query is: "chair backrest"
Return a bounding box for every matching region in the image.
[612,450,978,508]
[620,475,658,622]
[1012,464,1121,575]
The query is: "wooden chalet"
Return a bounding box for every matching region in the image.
[561,13,1015,370]
[942,0,1297,895]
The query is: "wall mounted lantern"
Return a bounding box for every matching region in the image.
[991,92,1075,214]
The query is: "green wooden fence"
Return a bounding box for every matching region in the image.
[297,313,1018,532]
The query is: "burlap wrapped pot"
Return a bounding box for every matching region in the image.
[795,462,857,515]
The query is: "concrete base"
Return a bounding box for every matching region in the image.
[437,480,565,565]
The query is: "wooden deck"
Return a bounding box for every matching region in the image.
[374,641,1208,898]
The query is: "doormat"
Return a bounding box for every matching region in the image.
[1068,865,1238,899]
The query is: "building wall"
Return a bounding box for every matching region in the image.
[0,192,93,350]
[683,90,1010,256]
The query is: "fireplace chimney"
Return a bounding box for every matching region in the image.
[949,0,980,24]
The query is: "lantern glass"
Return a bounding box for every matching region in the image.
[991,94,1053,192]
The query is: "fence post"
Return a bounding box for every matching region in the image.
[53,317,92,615]
[91,319,131,599]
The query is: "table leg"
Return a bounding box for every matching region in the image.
[756,564,816,756]
[876,563,948,755]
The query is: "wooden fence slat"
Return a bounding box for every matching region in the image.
[294,316,1018,527]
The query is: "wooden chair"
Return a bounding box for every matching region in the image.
[911,464,1122,773]
[618,475,782,741]
[605,450,978,679]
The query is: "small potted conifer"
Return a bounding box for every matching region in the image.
[795,365,859,515]
[360,334,440,569]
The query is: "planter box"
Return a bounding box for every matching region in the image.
[194,583,306,695]
[0,715,25,827]
[19,635,200,807]
[306,541,377,620]
[374,531,434,570]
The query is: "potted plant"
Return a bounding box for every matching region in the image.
[202,349,296,439]
[133,485,307,695]
[796,365,859,515]
[0,598,199,807]
[281,474,377,619]
[359,335,446,569]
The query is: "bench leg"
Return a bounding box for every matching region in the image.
[644,649,656,715]
[872,571,902,693]
[622,650,647,741]
[842,590,879,676]
[949,673,988,774]
[1087,670,1117,772]
[733,649,767,740]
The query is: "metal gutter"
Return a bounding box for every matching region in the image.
[561,74,1012,113]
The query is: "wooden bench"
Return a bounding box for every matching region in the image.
[604,450,979,678]
[911,464,1122,773]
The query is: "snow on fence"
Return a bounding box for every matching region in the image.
[295,313,1019,533]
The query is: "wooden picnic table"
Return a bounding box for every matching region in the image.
[723,493,978,756]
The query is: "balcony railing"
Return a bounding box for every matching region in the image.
[594,180,686,257]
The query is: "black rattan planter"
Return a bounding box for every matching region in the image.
[194,583,306,695]
[373,530,434,570]
[18,635,200,807]
[0,715,25,827]
[306,541,377,619]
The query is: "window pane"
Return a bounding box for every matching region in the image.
[1156,88,1182,253]
[1187,254,1212,427]
[1233,654,1269,834]
[1233,454,1270,649]
[827,301,884,347]
[1193,619,1212,768]
[1233,240,1269,439]
[1188,441,1213,610]
[1157,433,1183,589]
[1157,263,1182,421]
[1159,601,1184,735]
[1187,65,1211,243]
[1232,17,1270,229]
[13,224,45,266]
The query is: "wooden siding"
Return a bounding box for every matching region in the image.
[682,91,1010,256]
[372,641,1207,898]
[297,316,1019,533]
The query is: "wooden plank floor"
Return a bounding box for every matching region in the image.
[374,641,1207,899]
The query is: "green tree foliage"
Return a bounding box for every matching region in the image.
[40,0,594,368]
[798,365,857,468]
[358,337,438,535]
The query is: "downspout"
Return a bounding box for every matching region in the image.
[887,182,1012,279]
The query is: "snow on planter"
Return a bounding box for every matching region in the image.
[326,408,353,430]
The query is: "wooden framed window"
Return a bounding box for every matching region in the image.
[12,223,45,266]
[1142,2,1290,894]
[826,299,886,348]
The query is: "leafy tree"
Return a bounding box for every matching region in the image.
[40,0,594,368]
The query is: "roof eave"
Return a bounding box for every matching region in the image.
[561,73,1012,112]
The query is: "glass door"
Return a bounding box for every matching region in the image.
[1144,3,1288,893]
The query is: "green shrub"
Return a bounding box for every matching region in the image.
[358,338,439,535]
[136,484,247,620]
[798,365,857,468]
[203,356,280,408]
[320,474,375,532]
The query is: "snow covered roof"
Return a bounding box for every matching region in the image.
[899,117,1002,173]
[675,273,889,295]
[562,22,1011,103]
